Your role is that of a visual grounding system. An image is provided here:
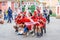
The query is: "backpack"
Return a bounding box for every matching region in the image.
[49,10,52,15]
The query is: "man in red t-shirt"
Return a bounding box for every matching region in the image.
[15,14,23,24]
[14,14,23,32]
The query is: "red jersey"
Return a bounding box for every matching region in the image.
[39,17,46,27]
[15,14,22,24]
[31,16,39,26]
[31,16,39,22]
[21,16,31,23]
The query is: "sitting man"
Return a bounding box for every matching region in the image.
[14,14,22,32]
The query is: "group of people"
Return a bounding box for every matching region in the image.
[0,6,52,37]
[13,7,48,37]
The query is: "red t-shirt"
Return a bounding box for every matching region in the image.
[39,17,46,27]
[20,16,31,23]
[31,16,39,22]
[31,16,39,26]
[15,15,22,24]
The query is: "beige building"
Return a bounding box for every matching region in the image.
[0,0,59,13]
[19,0,59,13]
[45,0,58,13]
[37,0,58,13]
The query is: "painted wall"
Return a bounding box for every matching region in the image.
[0,2,2,9]
[0,1,14,12]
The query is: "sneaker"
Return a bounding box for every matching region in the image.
[26,33,29,36]
[32,33,35,36]
[15,30,18,32]
[37,33,40,37]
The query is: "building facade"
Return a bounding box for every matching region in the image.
[0,0,59,13]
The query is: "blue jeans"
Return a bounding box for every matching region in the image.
[8,17,12,23]
[24,25,28,33]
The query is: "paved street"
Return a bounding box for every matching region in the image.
[0,17,60,40]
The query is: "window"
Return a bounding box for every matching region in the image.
[2,1,5,6]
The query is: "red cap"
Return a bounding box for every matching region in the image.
[34,11,37,15]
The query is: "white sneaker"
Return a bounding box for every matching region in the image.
[32,33,35,36]
[27,33,29,36]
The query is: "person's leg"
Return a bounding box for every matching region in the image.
[33,25,35,34]
[6,16,7,20]
[48,15,50,23]
[44,27,46,33]
[4,16,5,20]
[14,26,18,32]
[9,18,11,23]
[24,27,29,36]
[36,26,40,36]
[7,17,9,23]
[11,16,13,22]
[47,15,50,23]
[43,25,46,33]
[32,25,36,36]
[6,15,8,20]
[40,27,43,36]
[31,24,36,36]
[4,14,6,20]
[15,26,18,32]
[47,15,48,23]
[24,25,28,34]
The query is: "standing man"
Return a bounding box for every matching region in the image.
[7,7,13,23]
[47,7,52,24]
[47,9,52,23]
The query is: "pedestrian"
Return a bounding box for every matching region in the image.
[47,9,52,23]
[7,7,13,23]
[47,8,51,24]
[4,10,7,20]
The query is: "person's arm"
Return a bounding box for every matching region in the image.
[40,19,46,24]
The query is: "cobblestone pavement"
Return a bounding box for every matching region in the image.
[0,17,60,40]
